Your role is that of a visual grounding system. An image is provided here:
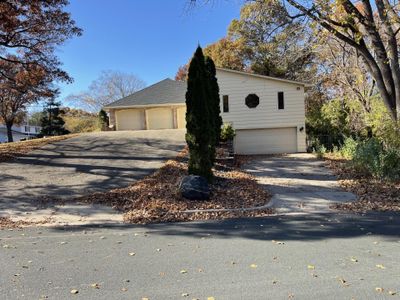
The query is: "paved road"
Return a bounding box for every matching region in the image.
[0,130,185,222]
[0,213,399,299]
[244,154,356,214]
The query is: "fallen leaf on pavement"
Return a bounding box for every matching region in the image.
[350,257,358,262]
[338,277,349,286]
[272,240,285,245]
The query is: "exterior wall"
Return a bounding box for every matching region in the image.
[108,109,116,129]
[216,69,307,152]
[0,124,41,135]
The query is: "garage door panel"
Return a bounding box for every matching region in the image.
[235,128,297,154]
[177,107,186,129]
[147,108,173,130]
[116,109,144,130]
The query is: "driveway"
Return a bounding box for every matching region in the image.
[243,153,357,214]
[0,130,185,224]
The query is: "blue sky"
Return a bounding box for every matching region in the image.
[57,0,242,103]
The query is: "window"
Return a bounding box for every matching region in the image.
[278,92,284,109]
[223,95,229,113]
[24,126,29,132]
[245,94,259,108]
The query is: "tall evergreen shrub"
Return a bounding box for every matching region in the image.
[185,47,214,181]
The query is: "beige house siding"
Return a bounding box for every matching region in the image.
[216,69,306,152]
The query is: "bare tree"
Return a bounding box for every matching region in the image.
[66,70,146,112]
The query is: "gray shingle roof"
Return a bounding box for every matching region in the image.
[104,78,186,108]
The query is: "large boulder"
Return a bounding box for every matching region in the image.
[179,175,210,200]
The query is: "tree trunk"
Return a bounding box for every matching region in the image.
[6,121,13,143]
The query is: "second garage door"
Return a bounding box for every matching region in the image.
[234,127,297,155]
[147,108,174,130]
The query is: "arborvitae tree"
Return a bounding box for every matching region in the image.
[186,46,214,181]
[205,56,223,162]
[98,109,109,130]
[40,99,69,136]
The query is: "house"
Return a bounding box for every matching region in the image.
[0,124,42,143]
[104,68,309,155]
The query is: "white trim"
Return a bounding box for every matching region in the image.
[103,103,185,110]
[216,68,312,87]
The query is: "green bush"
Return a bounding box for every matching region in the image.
[352,138,382,176]
[314,143,327,159]
[380,148,400,181]
[339,137,358,159]
[220,123,235,141]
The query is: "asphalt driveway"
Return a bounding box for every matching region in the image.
[0,130,185,223]
[243,154,357,214]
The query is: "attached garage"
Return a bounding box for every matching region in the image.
[147,107,174,130]
[116,109,144,130]
[234,127,298,155]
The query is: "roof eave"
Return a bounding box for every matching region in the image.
[216,67,312,87]
[103,102,186,110]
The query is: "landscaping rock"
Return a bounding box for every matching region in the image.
[179,175,210,200]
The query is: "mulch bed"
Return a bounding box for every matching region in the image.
[76,148,273,224]
[0,134,80,162]
[324,154,400,213]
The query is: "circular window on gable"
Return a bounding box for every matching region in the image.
[245,94,259,108]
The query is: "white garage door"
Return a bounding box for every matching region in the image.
[116,109,144,130]
[147,108,174,130]
[177,107,186,129]
[234,128,297,155]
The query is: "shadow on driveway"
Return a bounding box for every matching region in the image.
[48,212,400,242]
[0,130,185,218]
